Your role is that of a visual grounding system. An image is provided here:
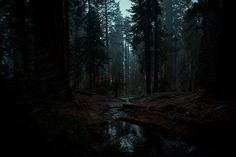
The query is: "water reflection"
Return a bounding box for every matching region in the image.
[105,99,197,155]
[107,120,144,152]
[106,120,198,156]
[104,99,235,156]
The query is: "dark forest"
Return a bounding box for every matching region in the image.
[0,0,236,156]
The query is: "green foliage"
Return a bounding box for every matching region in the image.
[130,0,163,94]
[130,0,146,47]
[84,7,108,89]
[183,0,222,90]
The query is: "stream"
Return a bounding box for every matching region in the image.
[104,97,236,157]
[104,97,200,156]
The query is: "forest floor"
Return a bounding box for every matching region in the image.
[56,93,121,148]
[123,92,236,141]
[57,91,236,142]
[2,89,236,156]
[46,91,236,156]
[58,93,110,124]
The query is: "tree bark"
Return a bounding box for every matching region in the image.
[33,0,70,99]
[144,0,152,94]
[153,22,159,93]
[105,0,111,86]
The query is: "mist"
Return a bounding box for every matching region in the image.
[1,0,235,156]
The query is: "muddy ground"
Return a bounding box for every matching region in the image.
[57,92,236,143]
[122,92,236,144]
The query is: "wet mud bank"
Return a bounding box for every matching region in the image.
[103,96,236,157]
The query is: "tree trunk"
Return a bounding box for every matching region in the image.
[33,0,70,99]
[153,0,160,93]
[214,1,236,98]
[144,0,152,94]
[64,0,70,84]
[12,0,27,74]
[153,23,159,93]
[105,0,111,86]
[88,0,94,89]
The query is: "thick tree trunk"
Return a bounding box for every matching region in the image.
[105,0,109,55]
[33,0,70,99]
[214,1,236,98]
[124,41,129,85]
[88,0,95,90]
[64,0,70,84]
[34,0,67,69]
[105,0,111,86]
[11,0,27,74]
[153,25,159,93]
[153,0,160,93]
[144,0,152,94]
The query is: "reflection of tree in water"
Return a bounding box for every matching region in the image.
[108,120,198,156]
[115,121,143,137]
[108,120,145,152]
